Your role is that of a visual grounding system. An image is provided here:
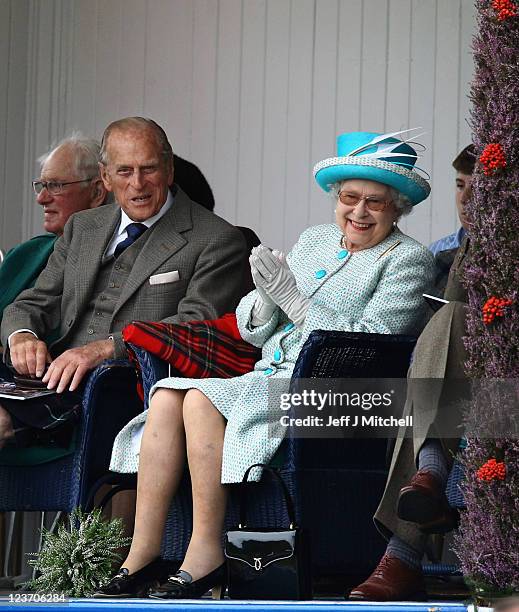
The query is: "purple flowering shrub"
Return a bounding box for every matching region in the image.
[453,0,519,596]
[455,438,519,595]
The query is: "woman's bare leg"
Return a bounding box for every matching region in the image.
[122,388,187,573]
[180,389,227,581]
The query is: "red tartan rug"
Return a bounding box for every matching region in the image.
[122,313,261,383]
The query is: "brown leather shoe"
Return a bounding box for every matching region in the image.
[397,469,459,534]
[348,554,426,601]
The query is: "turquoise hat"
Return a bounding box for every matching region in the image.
[313,129,431,205]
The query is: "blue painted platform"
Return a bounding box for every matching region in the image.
[0,598,468,612]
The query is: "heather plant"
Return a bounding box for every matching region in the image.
[26,508,130,597]
[453,0,519,599]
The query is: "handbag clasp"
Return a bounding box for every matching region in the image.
[254,557,262,571]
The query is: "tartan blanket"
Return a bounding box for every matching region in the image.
[122,314,261,397]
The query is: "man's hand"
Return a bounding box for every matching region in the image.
[42,339,115,393]
[9,332,52,377]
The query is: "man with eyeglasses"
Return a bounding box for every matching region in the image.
[0,116,247,452]
[0,134,108,332]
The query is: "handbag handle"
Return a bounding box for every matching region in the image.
[238,463,296,529]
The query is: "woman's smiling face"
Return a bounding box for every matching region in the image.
[335,179,399,252]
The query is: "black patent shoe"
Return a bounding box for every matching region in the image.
[94,558,179,598]
[148,563,226,600]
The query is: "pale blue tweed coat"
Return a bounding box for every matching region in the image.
[110,224,434,483]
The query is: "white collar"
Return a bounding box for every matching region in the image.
[116,189,174,237]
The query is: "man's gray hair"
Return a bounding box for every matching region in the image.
[99,117,174,166]
[38,132,102,180]
[328,181,414,218]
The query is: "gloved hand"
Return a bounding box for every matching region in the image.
[250,245,310,327]
[249,246,278,326]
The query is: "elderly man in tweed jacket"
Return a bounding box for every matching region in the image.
[0,117,247,448]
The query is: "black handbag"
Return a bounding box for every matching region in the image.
[224,463,312,600]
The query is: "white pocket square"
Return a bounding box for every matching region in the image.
[149,270,180,285]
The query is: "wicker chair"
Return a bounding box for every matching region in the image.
[0,360,141,512]
[93,331,417,582]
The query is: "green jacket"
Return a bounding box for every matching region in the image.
[0,234,68,465]
[0,234,57,330]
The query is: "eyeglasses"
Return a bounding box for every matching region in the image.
[32,178,95,196]
[338,191,392,212]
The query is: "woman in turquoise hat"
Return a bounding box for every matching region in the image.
[100,129,436,599]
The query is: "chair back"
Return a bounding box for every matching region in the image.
[236,226,260,295]
[292,330,417,379]
[289,330,417,471]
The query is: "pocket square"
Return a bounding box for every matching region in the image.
[149,270,180,285]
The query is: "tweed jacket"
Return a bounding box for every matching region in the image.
[373,236,470,548]
[1,188,248,359]
[110,223,435,482]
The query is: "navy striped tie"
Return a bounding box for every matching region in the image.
[114,223,148,259]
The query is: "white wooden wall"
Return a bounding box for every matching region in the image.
[0,0,30,252]
[1,0,475,252]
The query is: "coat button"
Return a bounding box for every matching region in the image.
[315,269,326,279]
[109,281,115,288]
[87,328,94,335]
[274,349,281,361]
[264,368,274,376]
[284,323,294,332]
[337,249,348,259]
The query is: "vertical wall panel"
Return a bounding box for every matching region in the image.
[26,0,79,237]
[260,0,290,247]
[336,0,363,134]
[143,0,193,156]
[190,0,219,187]
[0,0,30,251]
[26,0,53,238]
[93,0,122,135]
[69,0,98,137]
[284,0,314,249]
[1,0,476,251]
[235,0,267,230]
[213,0,242,221]
[309,0,339,229]
[5,0,30,224]
[359,0,388,132]
[52,0,74,137]
[118,0,147,118]
[459,0,475,149]
[0,0,13,250]
[21,0,39,240]
[431,0,462,242]
[404,0,436,245]
[385,0,412,131]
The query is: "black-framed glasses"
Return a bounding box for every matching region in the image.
[32,177,95,196]
[338,191,392,212]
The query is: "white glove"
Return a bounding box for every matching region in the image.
[251,245,310,327]
[249,246,279,326]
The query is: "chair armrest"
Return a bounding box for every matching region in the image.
[128,345,171,410]
[77,359,143,506]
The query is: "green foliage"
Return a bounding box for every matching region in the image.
[25,508,131,597]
